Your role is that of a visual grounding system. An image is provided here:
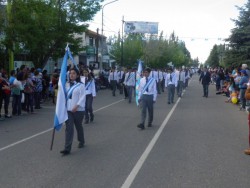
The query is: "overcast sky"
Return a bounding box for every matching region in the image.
[88,0,248,64]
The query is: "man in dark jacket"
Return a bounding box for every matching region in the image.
[199,67,211,98]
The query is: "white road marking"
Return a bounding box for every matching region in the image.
[121,97,181,188]
[0,99,124,152]
[121,79,191,188]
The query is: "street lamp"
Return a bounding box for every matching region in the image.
[100,0,119,70]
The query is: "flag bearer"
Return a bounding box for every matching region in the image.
[60,67,86,156]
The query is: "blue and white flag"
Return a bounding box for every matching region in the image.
[67,46,79,70]
[135,60,143,106]
[54,48,69,131]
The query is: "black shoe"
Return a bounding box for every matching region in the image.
[5,114,12,118]
[60,150,70,155]
[137,124,145,130]
[148,123,152,127]
[90,116,94,122]
[78,143,85,148]
[168,102,170,104]
[84,120,89,124]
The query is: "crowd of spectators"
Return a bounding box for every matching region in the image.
[0,65,59,121]
[201,64,250,155]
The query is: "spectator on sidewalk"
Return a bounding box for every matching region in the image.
[0,72,12,120]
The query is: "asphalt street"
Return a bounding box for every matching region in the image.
[0,74,250,188]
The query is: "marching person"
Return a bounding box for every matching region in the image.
[165,67,177,104]
[124,67,136,103]
[60,67,86,156]
[137,68,157,130]
[177,67,186,97]
[117,68,124,94]
[81,68,96,124]
[108,67,118,96]
[121,68,128,99]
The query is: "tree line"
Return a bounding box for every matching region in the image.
[3,0,247,71]
[205,0,250,68]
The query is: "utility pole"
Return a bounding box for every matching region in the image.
[7,0,14,73]
[121,16,124,67]
[101,0,119,71]
[96,28,99,68]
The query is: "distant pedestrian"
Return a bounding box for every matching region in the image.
[199,67,211,98]
[165,68,177,104]
[124,67,136,103]
[108,67,118,96]
[81,68,96,124]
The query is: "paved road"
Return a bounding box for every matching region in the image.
[0,74,250,188]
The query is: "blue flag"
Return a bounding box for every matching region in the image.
[67,47,79,70]
[54,49,69,131]
[135,60,143,106]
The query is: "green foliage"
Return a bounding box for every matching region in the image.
[205,45,220,68]
[3,0,102,68]
[110,31,194,69]
[225,0,250,67]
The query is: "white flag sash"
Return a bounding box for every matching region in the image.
[67,83,81,100]
[126,73,134,82]
[142,77,154,93]
[85,80,92,90]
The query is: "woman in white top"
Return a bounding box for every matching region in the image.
[60,68,86,156]
[81,68,96,124]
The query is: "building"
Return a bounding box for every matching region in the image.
[74,29,114,70]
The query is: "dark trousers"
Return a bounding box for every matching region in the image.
[126,86,134,103]
[140,94,154,125]
[167,84,175,103]
[161,79,165,92]
[34,92,41,108]
[124,84,128,98]
[12,94,21,115]
[24,93,34,112]
[110,80,117,96]
[85,94,94,121]
[118,80,123,94]
[240,88,247,109]
[202,84,209,97]
[65,111,85,152]
[157,81,161,94]
[177,81,184,97]
[0,94,10,115]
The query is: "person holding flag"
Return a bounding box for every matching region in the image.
[137,68,157,130]
[59,67,86,156]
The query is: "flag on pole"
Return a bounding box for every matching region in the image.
[135,60,143,106]
[53,47,69,131]
[67,47,79,70]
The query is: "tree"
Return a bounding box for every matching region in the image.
[110,31,192,69]
[225,0,250,67]
[3,0,103,68]
[205,45,220,68]
[110,33,144,67]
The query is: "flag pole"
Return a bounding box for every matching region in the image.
[50,44,69,151]
[50,128,56,151]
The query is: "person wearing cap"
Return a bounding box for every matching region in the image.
[241,64,250,77]
[137,68,157,130]
[199,67,211,98]
[239,69,249,110]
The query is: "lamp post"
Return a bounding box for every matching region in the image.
[100,0,119,70]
